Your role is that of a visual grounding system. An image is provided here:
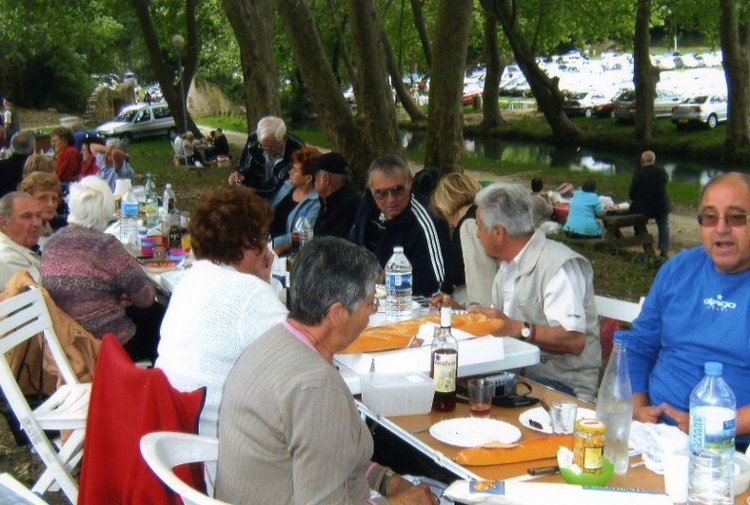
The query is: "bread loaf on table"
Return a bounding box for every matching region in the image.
[339,313,504,354]
[455,434,573,466]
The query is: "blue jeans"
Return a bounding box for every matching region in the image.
[653,213,670,253]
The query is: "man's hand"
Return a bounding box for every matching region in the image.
[386,479,438,505]
[468,305,505,322]
[661,403,689,433]
[633,403,666,424]
[228,171,244,185]
[428,293,462,310]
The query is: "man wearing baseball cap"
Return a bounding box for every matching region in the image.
[312,152,361,239]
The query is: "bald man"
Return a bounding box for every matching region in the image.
[630,150,671,257]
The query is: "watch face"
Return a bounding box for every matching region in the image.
[521,325,531,338]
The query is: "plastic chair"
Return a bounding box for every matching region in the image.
[0,287,90,503]
[140,432,230,505]
[595,295,644,363]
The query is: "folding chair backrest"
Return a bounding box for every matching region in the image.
[594,295,643,324]
[140,432,230,505]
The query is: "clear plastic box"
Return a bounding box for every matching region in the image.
[361,372,434,416]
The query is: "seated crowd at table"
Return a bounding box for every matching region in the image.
[1,115,749,503]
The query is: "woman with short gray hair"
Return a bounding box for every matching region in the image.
[217,237,437,505]
[41,176,161,362]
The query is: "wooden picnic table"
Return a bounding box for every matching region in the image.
[600,212,656,255]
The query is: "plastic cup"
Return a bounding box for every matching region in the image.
[468,378,494,418]
[663,451,689,504]
[550,401,577,434]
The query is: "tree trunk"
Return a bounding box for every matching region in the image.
[491,0,581,141]
[720,0,750,160]
[479,3,504,130]
[424,0,473,173]
[410,0,432,69]
[222,0,281,129]
[129,0,200,136]
[345,0,402,158]
[276,0,375,187]
[633,0,659,143]
[382,29,427,122]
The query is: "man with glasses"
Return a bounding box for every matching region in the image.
[625,172,750,448]
[349,154,453,298]
[629,150,671,257]
[228,115,304,201]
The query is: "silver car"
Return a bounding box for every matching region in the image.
[613,89,683,121]
[671,94,728,129]
[96,102,176,141]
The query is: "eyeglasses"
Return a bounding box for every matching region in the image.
[259,142,282,151]
[371,185,407,201]
[696,213,749,227]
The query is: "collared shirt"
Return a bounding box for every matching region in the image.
[0,230,41,289]
[498,237,587,333]
[95,153,134,192]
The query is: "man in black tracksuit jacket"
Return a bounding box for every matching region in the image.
[349,155,456,298]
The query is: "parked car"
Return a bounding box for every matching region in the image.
[613,89,683,121]
[671,94,728,129]
[96,102,176,141]
[462,82,483,105]
[563,90,613,118]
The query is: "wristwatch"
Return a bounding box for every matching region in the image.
[520,321,534,342]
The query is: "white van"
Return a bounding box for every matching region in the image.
[96,102,176,141]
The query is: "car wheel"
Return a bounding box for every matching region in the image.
[584,108,593,118]
[706,114,718,129]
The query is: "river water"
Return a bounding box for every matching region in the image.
[399,130,747,186]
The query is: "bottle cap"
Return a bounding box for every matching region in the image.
[393,245,404,254]
[613,333,627,345]
[440,306,452,327]
[575,418,607,434]
[704,361,722,376]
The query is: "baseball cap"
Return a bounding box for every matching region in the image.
[313,152,349,175]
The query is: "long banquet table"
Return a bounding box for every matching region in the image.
[360,378,750,504]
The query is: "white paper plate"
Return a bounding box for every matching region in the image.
[429,417,522,448]
[518,406,596,434]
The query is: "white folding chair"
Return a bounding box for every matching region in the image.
[594,295,643,324]
[0,287,90,503]
[140,431,230,505]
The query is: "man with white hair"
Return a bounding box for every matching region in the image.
[471,182,601,401]
[0,191,43,288]
[0,130,36,197]
[90,138,135,192]
[228,115,304,201]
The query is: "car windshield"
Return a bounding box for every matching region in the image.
[570,92,588,100]
[115,109,139,122]
[685,96,708,104]
[618,91,635,101]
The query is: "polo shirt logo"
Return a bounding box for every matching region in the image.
[704,294,736,311]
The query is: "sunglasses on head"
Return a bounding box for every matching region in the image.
[371,185,407,201]
[696,212,748,227]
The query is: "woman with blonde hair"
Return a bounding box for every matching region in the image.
[19,171,62,245]
[431,172,499,306]
[22,153,56,177]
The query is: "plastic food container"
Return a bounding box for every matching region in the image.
[361,372,434,416]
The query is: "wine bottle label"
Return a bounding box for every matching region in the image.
[433,352,456,393]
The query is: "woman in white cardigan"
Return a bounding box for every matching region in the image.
[155,186,288,492]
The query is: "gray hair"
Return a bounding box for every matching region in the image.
[367,154,412,186]
[475,182,535,237]
[0,191,34,220]
[700,172,750,204]
[288,237,380,325]
[10,131,36,155]
[256,116,286,142]
[105,138,127,151]
[67,176,116,231]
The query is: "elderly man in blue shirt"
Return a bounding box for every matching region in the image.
[90,139,134,191]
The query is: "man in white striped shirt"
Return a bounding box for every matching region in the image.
[349,155,455,298]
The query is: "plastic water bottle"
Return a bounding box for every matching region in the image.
[291,209,313,253]
[688,361,736,505]
[120,188,140,246]
[384,246,412,318]
[595,333,633,474]
[144,173,159,228]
